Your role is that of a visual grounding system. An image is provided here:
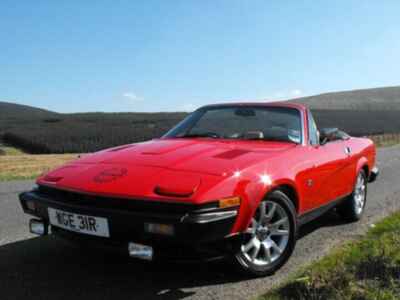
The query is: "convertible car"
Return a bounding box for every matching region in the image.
[19,102,379,276]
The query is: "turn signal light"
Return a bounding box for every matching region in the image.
[144,223,175,236]
[219,196,241,208]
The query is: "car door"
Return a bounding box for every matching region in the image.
[300,111,350,211]
[298,145,337,212]
[316,140,351,203]
[341,135,359,195]
[298,111,332,211]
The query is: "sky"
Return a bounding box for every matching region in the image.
[1,0,400,113]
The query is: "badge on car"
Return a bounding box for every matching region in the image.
[48,208,110,237]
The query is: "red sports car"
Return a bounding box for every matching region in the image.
[20,102,379,276]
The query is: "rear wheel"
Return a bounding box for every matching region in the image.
[233,190,297,277]
[338,169,367,222]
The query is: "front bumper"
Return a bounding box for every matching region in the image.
[19,187,240,261]
[369,166,380,183]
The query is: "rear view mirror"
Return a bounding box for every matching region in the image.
[320,128,339,145]
[234,108,256,117]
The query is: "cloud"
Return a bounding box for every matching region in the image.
[122,92,143,103]
[180,103,196,112]
[291,89,303,97]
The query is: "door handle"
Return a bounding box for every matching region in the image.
[344,146,351,156]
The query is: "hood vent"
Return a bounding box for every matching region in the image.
[214,149,251,159]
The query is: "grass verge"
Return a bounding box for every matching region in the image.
[368,134,400,148]
[0,149,77,181]
[259,211,400,300]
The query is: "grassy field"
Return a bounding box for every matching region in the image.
[259,211,400,300]
[0,146,77,181]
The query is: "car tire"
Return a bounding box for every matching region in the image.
[337,169,367,222]
[232,190,297,277]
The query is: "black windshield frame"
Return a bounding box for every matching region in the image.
[163,105,303,144]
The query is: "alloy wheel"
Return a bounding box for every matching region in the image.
[240,201,290,266]
[354,172,366,215]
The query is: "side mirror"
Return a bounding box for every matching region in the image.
[319,128,339,145]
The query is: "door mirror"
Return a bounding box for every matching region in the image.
[319,128,339,145]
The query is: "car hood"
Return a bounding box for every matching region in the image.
[38,138,296,203]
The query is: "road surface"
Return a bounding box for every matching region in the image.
[1,145,400,300]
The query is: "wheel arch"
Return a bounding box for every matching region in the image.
[265,183,299,214]
[362,164,369,176]
[356,156,370,178]
[235,181,300,234]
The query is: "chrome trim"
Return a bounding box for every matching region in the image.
[182,210,238,224]
[300,109,306,146]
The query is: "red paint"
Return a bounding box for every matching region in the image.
[37,102,377,235]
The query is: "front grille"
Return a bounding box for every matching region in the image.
[37,185,214,214]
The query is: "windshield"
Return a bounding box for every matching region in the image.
[163,106,302,144]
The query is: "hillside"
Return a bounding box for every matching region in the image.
[295,86,400,110]
[0,102,187,153]
[0,101,58,120]
[1,85,400,153]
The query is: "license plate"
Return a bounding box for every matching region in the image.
[48,208,110,238]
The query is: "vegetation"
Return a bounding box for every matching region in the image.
[1,110,187,153]
[3,109,400,154]
[368,133,400,148]
[0,145,25,156]
[312,110,400,137]
[259,212,400,300]
[0,149,77,181]
[2,97,400,154]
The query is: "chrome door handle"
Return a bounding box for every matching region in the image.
[344,146,351,155]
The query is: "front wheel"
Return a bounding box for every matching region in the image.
[337,169,367,222]
[233,190,297,277]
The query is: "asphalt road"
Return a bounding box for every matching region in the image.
[1,145,400,300]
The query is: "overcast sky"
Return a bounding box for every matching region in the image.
[1,1,399,112]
